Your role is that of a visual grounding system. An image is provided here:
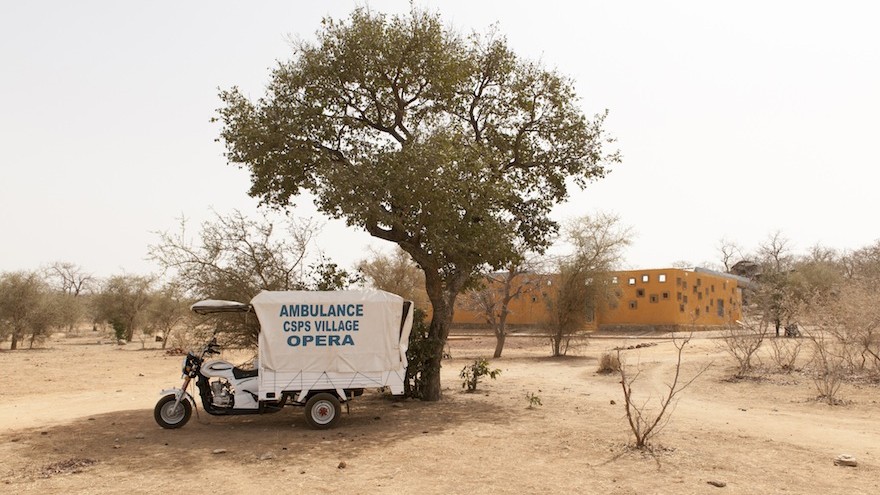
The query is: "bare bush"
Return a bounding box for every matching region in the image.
[797,277,880,390]
[768,336,805,373]
[809,332,845,404]
[619,335,709,449]
[597,352,620,373]
[720,319,769,377]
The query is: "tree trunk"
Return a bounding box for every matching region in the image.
[418,268,469,401]
[10,331,19,350]
[125,317,135,342]
[493,312,508,358]
[421,298,454,401]
[493,331,506,359]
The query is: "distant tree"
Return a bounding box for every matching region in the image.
[0,271,58,349]
[463,255,543,358]
[358,248,428,309]
[789,244,843,303]
[93,274,154,342]
[143,282,190,349]
[216,8,618,399]
[544,258,591,357]
[840,240,880,282]
[44,262,93,333]
[150,210,316,302]
[545,212,631,356]
[753,231,797,336]
[46,261,93,297]
[718,238,743,272]
[149,210,350,348]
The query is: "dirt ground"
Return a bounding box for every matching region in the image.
[1,331,878,495]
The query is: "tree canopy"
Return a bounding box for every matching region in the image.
[217,8,618,399]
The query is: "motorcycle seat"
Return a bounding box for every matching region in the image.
[232,367,259,379]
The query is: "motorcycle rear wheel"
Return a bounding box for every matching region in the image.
[304,393,341,429]
[154,394,192,429]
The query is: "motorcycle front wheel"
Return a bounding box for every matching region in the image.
[154,394,192,429]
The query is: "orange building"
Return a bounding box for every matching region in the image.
[453,267,743,332]
[596,268,742,331]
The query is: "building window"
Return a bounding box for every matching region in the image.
[705,306,709,314]
[682,281,688,290]
[679,304,685,313]
[649,294,659,303]
[611,276,618,284]
[636,288,645,298]
[717,299,724,316]
[698,292,703,300]
[711,285,715,293]
[683,295,688,304]
[697,278,702,287]
[642,274,649,283]
[629,300,638,310]
[658,274,667,283]
[695,308,701,316]
[676,292,682,301]
[662,291,670,300]
[676,277,682,286]
[628,277,636,285]
[531,296,538,303]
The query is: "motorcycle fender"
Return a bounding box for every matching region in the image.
[159,388,195,406]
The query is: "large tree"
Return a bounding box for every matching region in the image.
[217,8,618,399]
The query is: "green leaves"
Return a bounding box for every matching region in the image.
[217,7,617,278]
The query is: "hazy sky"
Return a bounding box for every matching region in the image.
[2,1,878,278]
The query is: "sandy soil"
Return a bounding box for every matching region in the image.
[1,332,878,494]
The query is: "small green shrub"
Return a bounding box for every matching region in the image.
[111,320,126,341]
[460,358,501,392]
[525,392,542,408]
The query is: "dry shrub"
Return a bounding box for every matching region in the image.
[768,336,805,372]
[597,352,620,373]
[806,281,880,375]
[809,331,846,404]
[619,334,709,449]
[720,319,769,377]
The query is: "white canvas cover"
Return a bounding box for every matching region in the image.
[252,290,411,374]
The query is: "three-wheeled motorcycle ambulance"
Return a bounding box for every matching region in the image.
[154,290,413,429]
